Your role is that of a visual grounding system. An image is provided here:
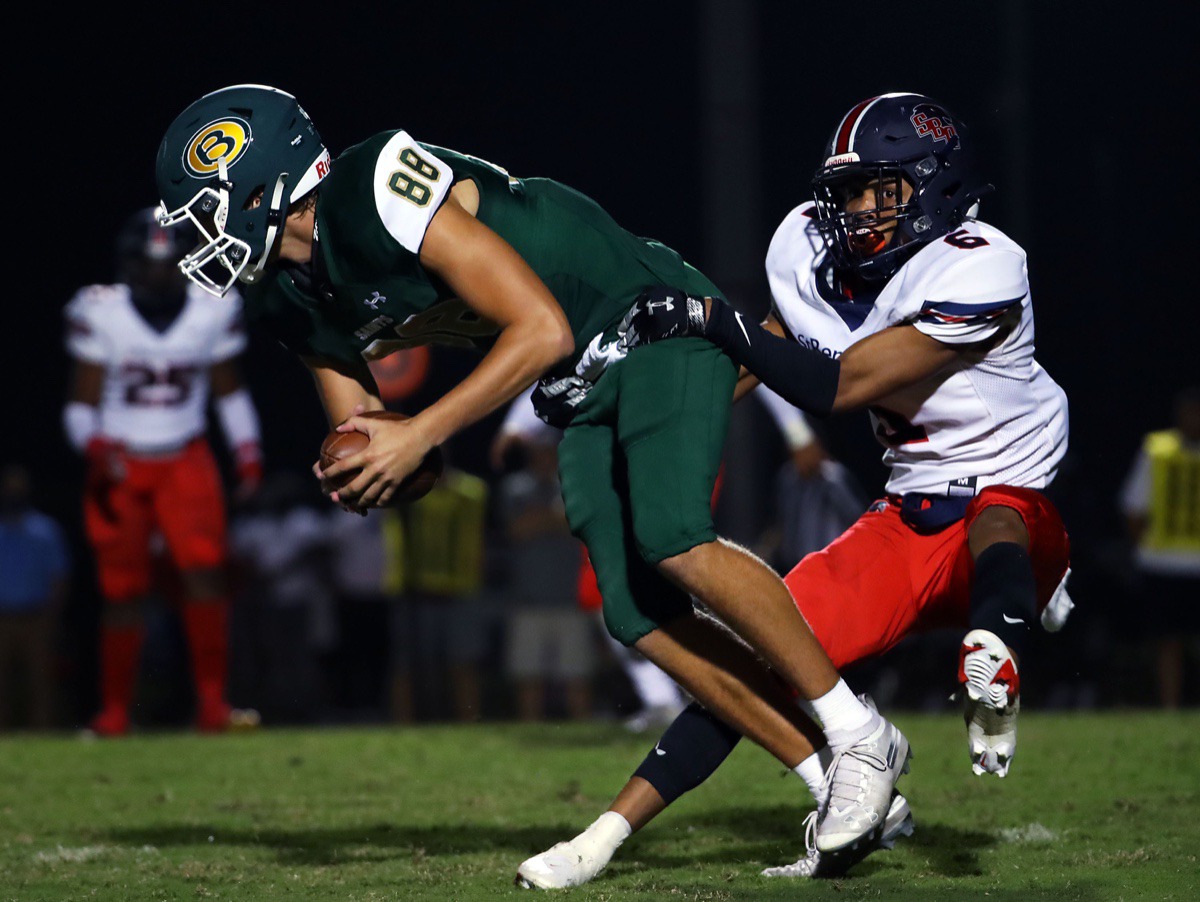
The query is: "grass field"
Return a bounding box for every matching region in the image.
[1,712,1196,900]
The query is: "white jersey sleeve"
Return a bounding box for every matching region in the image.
[64,285,120,363]
[209,288,248,362]
[911,244,1028,345]
[372,131,455,254]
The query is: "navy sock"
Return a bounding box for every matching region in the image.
[632,702,742,804]
[970,541,1036,662]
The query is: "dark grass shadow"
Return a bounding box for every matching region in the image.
[627,808,997,878]
[104,808,997,877]
[103,821,597,866]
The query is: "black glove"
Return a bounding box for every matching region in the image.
[532,375,593,429]
[618,287,708,349]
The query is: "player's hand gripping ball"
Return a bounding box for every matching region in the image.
[319,410,443,505]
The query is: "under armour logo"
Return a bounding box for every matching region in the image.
[647,297,676,312]
[363,291,386,309]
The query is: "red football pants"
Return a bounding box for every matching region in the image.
[84,439,228,602]
[784,486,1070,670]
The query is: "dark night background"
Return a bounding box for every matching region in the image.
[7,1,1195,719]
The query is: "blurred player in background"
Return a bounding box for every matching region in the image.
[519,92,1074,885]
[1119,385,1200,708]
[155,84,914,868]
[63,208,263,736]
[491,389,688,731]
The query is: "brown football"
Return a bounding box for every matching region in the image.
[319,410,443,506]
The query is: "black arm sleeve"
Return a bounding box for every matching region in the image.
[704,299,841,417]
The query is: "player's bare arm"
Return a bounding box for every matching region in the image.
[304,355,385,428]
[303,355,384,505]
[325,193,573,508]
[830,323,964,412]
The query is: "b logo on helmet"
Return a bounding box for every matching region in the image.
[909,106,958,146]
[183,117,252,178]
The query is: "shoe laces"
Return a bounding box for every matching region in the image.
[827,742,887,811]
[803,809,819,855]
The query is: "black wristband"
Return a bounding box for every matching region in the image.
[704,299,841,417]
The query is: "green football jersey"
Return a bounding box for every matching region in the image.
[242,129,719,373]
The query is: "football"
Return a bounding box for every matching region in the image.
[319,410,443,505]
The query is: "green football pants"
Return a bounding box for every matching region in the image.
[557,337,737,645]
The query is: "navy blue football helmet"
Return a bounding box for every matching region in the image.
[812,93,993,280]
[115,206,195,304]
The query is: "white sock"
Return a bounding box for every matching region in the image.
[791,753,828,801]
[796,698,820,724]
[810,679,873,738]
[572,811,632,856]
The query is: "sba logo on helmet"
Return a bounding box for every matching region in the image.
[909,105,958,146]
[183,117,252,179]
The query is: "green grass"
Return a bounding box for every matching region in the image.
[1,712,1197,900]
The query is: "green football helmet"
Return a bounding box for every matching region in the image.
[155,84,330,296]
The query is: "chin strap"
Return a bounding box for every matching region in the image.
[242,171,290,284]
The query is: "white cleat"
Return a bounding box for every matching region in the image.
[762,791,914,878]
[515,811,630,890]
[958,629,1020,777]
[815,715,911,854]
[959,628,1019,709]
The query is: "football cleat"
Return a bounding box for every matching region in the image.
[197,702,262,734]
[815,715,911,854]
[762,791,914,878]
[515,812,630,890]
[964,693,1018,777]
[83,706,130,738]
[958,628,1020,709]
[958,628,1019,777]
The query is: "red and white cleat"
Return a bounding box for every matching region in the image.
[958,629,1019,777]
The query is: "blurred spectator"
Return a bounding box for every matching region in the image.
[495,388,687,728]
[0,464,69,730]
[62,208,263,736]
[577,549,687,732]
[753,387,867,574]
[387,460,491,723]
[498,431,595,721]
[325,507,391,719]
[1119,386,1200,708]
[229,471,332,722]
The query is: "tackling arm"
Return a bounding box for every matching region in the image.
[700,298,964,415]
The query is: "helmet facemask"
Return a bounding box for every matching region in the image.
[813,163,930,281]
[156,158,294,297]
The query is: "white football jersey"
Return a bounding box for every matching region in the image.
[767,202,1068,496]
[65,284,247,453]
